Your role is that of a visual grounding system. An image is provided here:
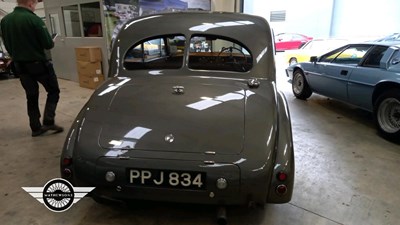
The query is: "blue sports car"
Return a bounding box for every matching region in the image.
[286,42,400,141]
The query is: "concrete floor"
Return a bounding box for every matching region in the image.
[0,54,399,225]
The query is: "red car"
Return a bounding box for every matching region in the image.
[275,33,313,51]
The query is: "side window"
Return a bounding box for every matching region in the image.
[124,35,185,70]
[188,35,252,72]
[81,2,103,37]
[62,5,82,37]
[319,48,344,63]
[49,13,61,35]
[362,46,388,68]
[332,46,370,65]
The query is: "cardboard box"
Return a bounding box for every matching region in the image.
[75,46,102,62]
[78,74,104,89]
[76,61,102,76]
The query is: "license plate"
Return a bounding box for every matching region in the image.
[127,168,206,190]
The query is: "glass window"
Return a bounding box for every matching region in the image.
[81,2,103,37]
[49,13,61,35]
[319,47,345,63]
[62,5,82,37]
[188,35,252,72]
[362,46,388,68]
[332,46,371,65]
[124,35,185,70]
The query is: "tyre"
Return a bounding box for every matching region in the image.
[289,57,297,66]
[292,70,312,100]
[374,90,400,141]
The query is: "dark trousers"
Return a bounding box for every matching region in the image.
[15,61,60,132]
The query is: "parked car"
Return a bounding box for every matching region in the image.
[275,33,313,51]
[286,42,400,140]
[0,40,13,76]
[285,38,348,65]
[60,12,294,214]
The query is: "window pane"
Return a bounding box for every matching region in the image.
[320,46,346,63]
[188,35,252,72]
[49,13,61,35]
[62,5,81,37]
[81,2,103,37]
[124,35,185,70]
[333,46,370,65]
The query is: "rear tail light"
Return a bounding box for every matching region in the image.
[277,171,287,181]
[276,184,288,195]
[62,157,73,166]
[62,157,73,178]
[62,168,72,178]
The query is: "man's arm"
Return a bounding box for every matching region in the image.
[35,18,54,50]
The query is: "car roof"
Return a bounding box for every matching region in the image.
[357,41,400,48]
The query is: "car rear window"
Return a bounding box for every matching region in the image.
[123,34,185,70]
[188,35,252,72]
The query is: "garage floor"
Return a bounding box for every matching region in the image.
[0,54,399,225]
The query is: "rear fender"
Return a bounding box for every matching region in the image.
[267,90,294,203]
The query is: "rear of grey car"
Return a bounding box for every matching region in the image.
[61,12,294,207]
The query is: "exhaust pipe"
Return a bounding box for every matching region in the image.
[216,206,227,225]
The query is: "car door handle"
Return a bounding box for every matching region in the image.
[340,70,348,76]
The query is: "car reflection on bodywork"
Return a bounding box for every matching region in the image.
[286,42,400,141]
[61,12,294,210]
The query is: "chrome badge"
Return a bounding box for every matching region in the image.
[165,134,175,143]
[172,85,184,94]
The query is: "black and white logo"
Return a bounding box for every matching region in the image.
[22,178,95,212]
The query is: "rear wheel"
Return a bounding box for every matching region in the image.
[374,90,400,141]
[292,70,312,100]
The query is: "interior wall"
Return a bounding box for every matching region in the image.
[243,0,334,38]
[211,0,236,12]
[243,0,399,39]
[330,0,400,39]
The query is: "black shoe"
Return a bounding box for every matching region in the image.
[32,128,47,137]
[43,124,64,133]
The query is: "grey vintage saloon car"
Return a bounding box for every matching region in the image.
[61,12,294,209]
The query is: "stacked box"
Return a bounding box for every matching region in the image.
[75,46,104,89]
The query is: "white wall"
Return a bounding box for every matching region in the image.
[244,0,400,39]
[244,0,333,38]
[330,0,400,39]
[285,0,334,38]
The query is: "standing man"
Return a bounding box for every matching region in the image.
[1,0,63,137]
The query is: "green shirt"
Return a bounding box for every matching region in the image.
[0,6,54,62]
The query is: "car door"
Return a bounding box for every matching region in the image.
[346,45,389,111]
[306,45,371,101]
[275,33,291,51]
